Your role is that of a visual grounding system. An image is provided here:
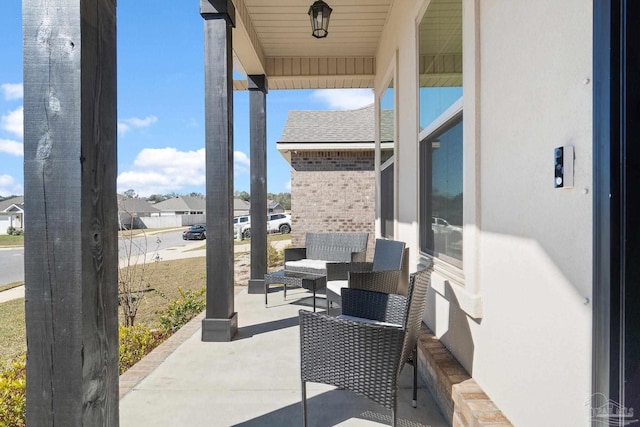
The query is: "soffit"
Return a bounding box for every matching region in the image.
[418,0,462,87]
[231,0,462,90]
[233,0,393,89]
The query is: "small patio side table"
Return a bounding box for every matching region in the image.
[264,270,326,312]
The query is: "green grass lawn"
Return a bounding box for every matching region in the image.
[0,298,26,361]
[0,256,212,361]
[0,235,24,247]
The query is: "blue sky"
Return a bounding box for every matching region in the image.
[0,1,374,197]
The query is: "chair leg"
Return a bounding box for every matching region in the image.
[412,345,418,408]
[302,380,308,427]
[391,405,397,427]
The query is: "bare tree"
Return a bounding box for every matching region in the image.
[118,211,161,326]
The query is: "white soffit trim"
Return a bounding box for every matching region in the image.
[276,142,387,151]
[418,96,464,141]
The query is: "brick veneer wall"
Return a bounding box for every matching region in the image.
[290,150,375,256]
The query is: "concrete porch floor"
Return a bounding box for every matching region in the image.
[119,287,448,427]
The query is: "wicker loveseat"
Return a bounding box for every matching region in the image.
[284,232,369,276]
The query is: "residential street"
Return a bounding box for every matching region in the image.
[0,229,290,303]
[0,247,23,286]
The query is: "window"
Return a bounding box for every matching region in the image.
[420,108,463,267]
[418,0,463,268]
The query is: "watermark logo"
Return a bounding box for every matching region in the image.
[588,393,639,426]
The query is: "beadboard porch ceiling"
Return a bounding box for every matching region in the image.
[231,0,462,90]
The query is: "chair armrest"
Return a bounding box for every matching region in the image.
[350,251,367,262]
[325,262,374,280]
[348,270,401,294]
[299,310,404,392]
[284,247,307,263]
[341,288,407,324]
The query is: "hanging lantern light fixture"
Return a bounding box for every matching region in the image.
[308,1,333,39]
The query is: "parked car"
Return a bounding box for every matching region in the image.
[431,217,462,241]
[234,213,292,239]
[182,224,207,240]
[267,213,291,234]
[233,215,251,239]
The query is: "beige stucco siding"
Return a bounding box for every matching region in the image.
[375,0,593,425]
[473,1,593,425]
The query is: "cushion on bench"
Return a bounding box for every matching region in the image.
[284,259,331,275]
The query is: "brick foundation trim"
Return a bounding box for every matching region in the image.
[417,326,513,426]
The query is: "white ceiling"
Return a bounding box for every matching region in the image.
[231,0,462,89]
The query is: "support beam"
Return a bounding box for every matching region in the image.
[201,0,238,342]
[23,0,119,425]
[247,75,268,294]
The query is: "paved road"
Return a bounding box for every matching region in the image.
[0,229,191,286]
[0,247,24,286]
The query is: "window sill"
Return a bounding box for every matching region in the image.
[419,253,483,320]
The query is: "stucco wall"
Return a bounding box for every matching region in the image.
[376,0,593,425]
[290,150,376,255]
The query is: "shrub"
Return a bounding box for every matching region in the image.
[6,227,23,237]
[158,286,206,332]
[119,325,167,375]
[267,242,284,268]
[0,357,26,427]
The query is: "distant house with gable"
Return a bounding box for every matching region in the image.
[234,198,250,217]
[268,200,285,214]
[0,196,24,235]
[153,196,206,216]
[117,195,161,230]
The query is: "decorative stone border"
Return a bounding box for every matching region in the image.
[119,312,206,400]
[417,326,513,427]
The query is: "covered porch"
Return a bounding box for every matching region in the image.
[118,288,448,426]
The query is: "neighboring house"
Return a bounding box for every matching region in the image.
[117,196,161,230]
[277,105,391,251]
[0,196,24,235]
[153,196,206,216]
[267,199,284,214]
[233,198,250,217]
[234,198,284,216]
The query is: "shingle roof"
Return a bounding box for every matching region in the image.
[153,196,206,212]
[118,198,161,214]
[277,104,395,144]
[234,198,250,210]
[0,196,24,212]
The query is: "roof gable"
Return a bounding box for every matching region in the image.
[153,196,206,212]
[0,196,24,212]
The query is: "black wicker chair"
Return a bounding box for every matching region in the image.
[325,238,407,315]
[299,267,432,427]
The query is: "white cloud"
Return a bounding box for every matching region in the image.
[285,180,291,191]
[0,139,23,156]
[118,115,158,134]
[118,147,251,196]
[311,89,374,110]
[1,83,23,100]
[1,106,23,139]
[234,151,250,175]
[0,174,23,197]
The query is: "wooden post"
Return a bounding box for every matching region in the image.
[23,0,119,425]
[248,75,268,294]
[200,0,238,341]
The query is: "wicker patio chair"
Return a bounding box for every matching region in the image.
[299,267,432,427]
[325,239,407,314]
